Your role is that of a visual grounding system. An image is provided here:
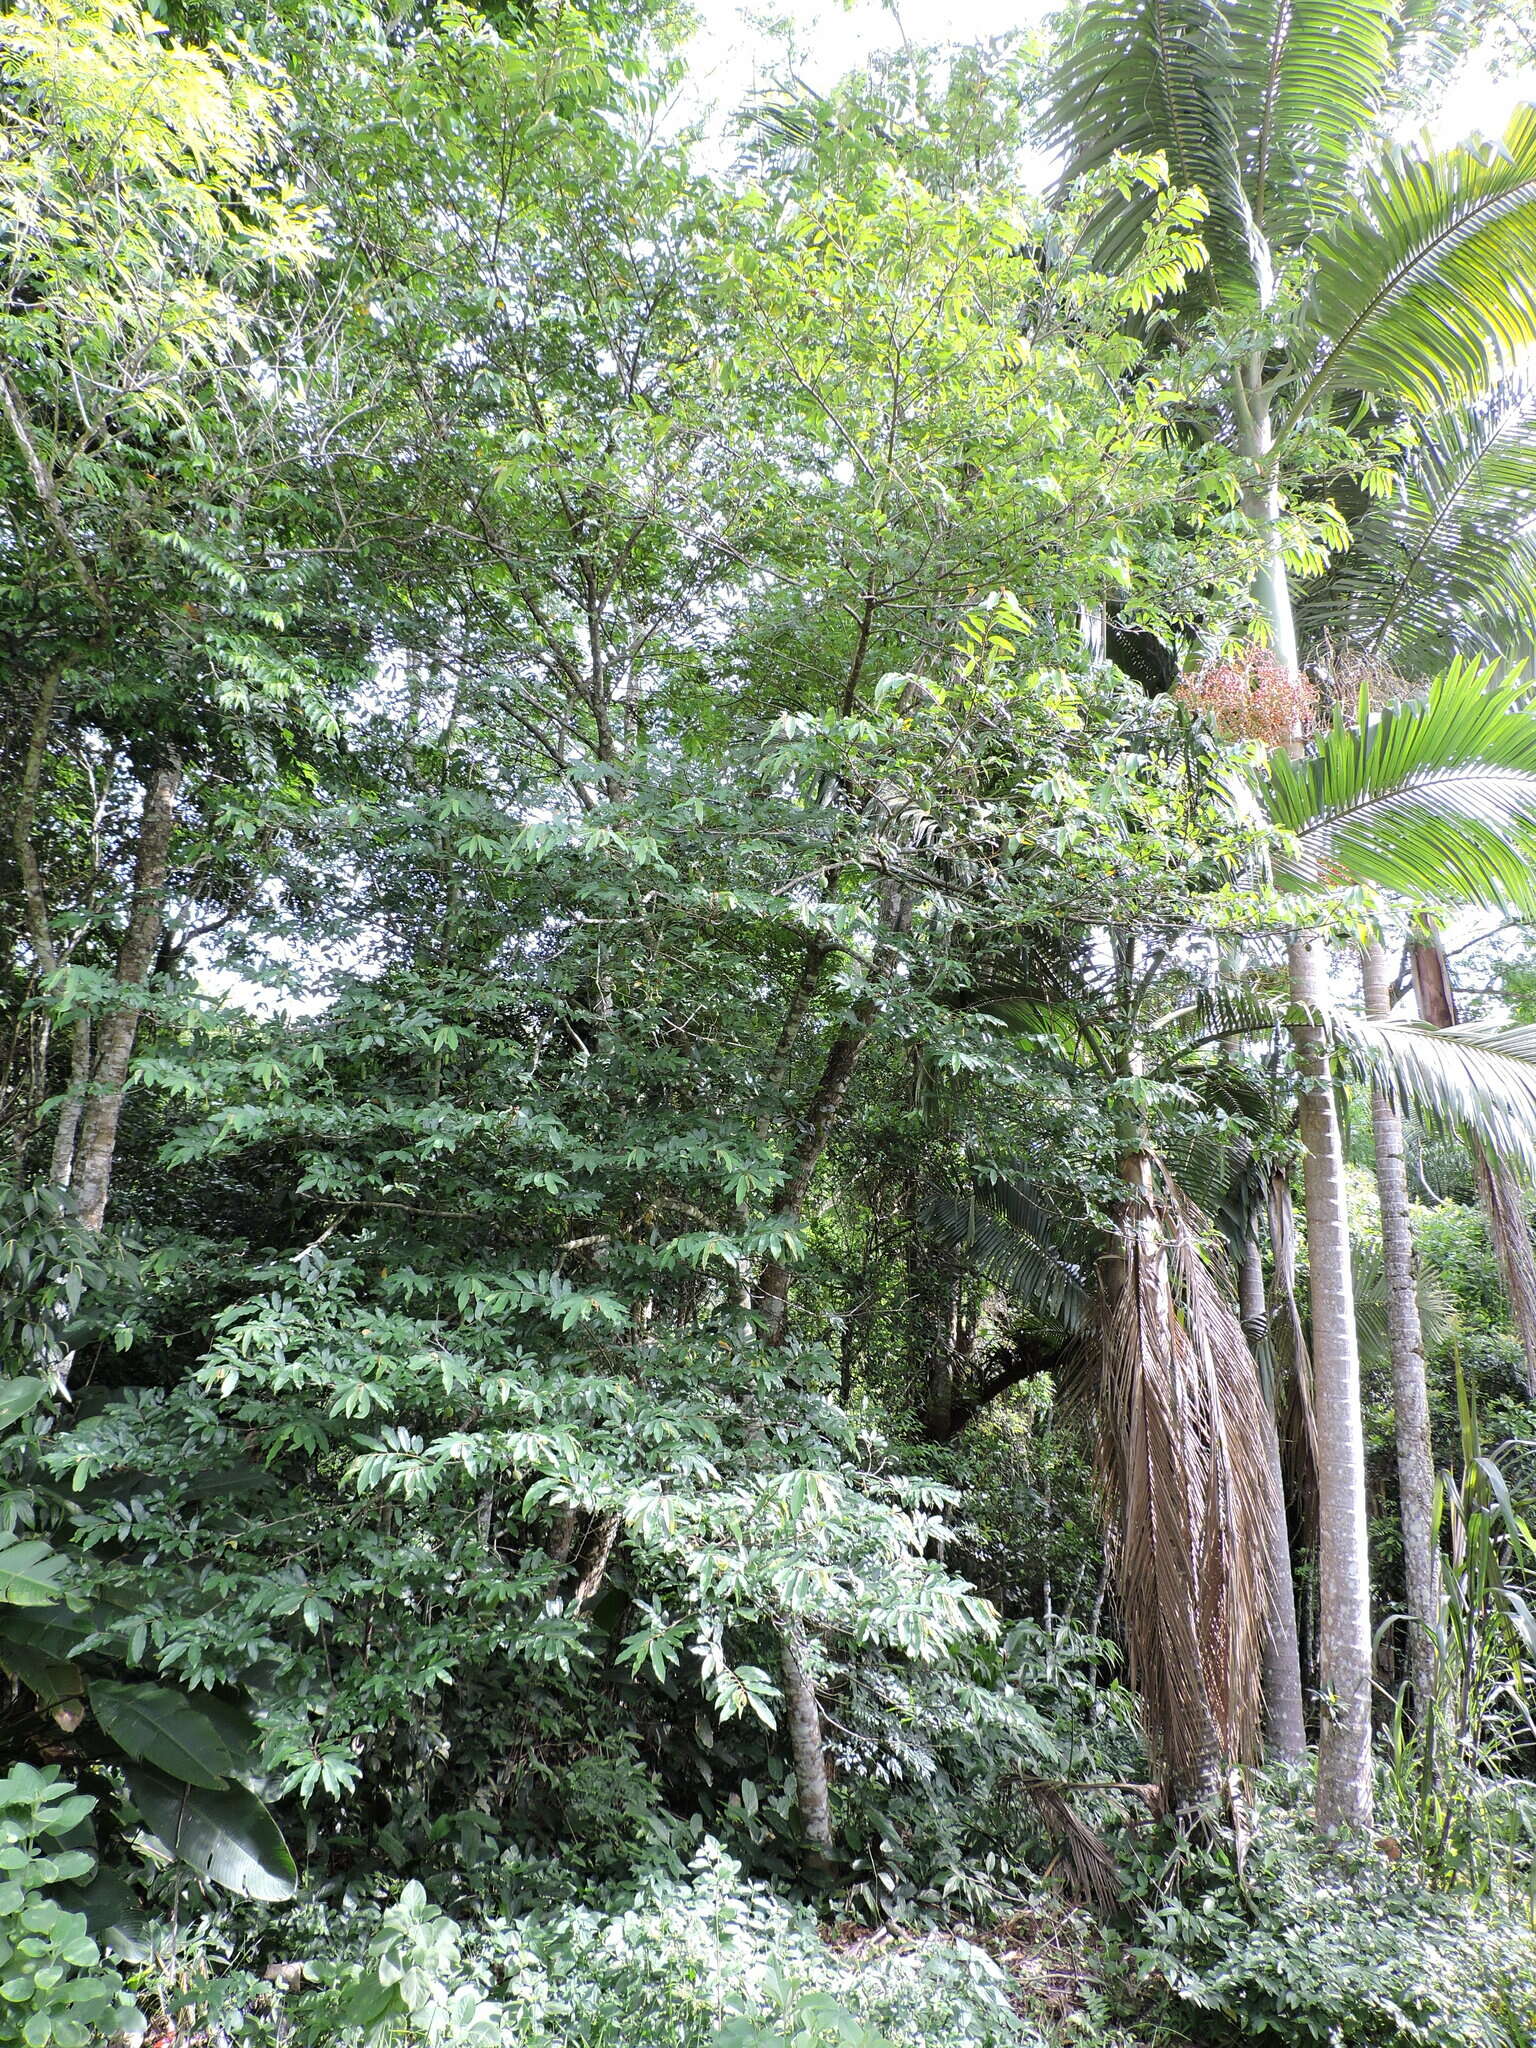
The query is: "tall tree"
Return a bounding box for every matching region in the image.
[1048,0,1536,1828]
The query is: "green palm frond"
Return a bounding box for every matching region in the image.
[1285,105,1536,423]
[922,1176,1097,1332]
[1045,0,1398,284]
[1297,383,1536,670]
[1335,1014,1536,1181]
[1227,0,1394,239]
[1257,656,1536,913]
[1351,1236,1457,1373]
[1043,0,1249,276]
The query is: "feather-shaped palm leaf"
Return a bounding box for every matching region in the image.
[1257,656,1536,914]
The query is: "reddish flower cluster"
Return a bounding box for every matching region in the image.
[1174,647,1319,745]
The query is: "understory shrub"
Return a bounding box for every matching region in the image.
[1123,1800,1536,2047]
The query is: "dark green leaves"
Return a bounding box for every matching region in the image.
[86,1682,237,1791]
[120,1764,297,1902]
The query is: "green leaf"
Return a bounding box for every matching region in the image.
[1288,104,1536,422]
[0,1538,69,1607]
[120,1763,297,1900]
[87,1682,237,1790]
[0,1379,47,1432]
[0,1636,83,1713]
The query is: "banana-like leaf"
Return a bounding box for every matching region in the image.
[1286,105,1536,422]
[122,1763,296,1901]
[88,1680,238,1790]
[1335,1013,1536,1181]
[1297,383,1536,672]
[0,1537,69,1606]
[1257,656,1536,913]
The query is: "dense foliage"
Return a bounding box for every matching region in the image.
[10,1,1536,2043]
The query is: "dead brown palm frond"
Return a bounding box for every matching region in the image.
[1019,1776,1123,1913]
[1093,1177,1276,1809]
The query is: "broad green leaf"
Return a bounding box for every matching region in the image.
[0,1538,70,1606]
[88,1681,237,1790]
[0,1378,47,1432]
[121,1763,297,1900]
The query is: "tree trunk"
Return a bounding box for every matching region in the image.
[1235,344,1373,1825]
[1361,942,1440,1720]
[71,758,181,1233]
[1411,933,1536,1396]
[1239,1234,1307,1764]
[1289,932,1376,1830]
[780,1620,834,1867]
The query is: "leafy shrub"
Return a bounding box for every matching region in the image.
[1124,1800,1536,2047]
[0,1765,142,2048]
[246,1842,1035,2047]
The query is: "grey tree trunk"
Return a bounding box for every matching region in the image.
[780,1620,834,1865]
[71,759,181,1233]
[1361,942,1440,1719]
[1289,933,1376,1830]
[1239,1234,1307,1764]
[1411,935,1536,1397]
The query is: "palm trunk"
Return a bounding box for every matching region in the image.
[1290,934,1376,1828]
[71,758,181,1233]
[1239,1234,1307,1763]
[1361,942,1440,1719]
[1411,933,1536,1396]
[1237,351,1375,1828]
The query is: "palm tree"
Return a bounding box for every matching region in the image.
[1048,0,1536,1827]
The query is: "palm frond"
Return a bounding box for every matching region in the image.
[1043,0,1250,278]
[1094,1187,1275,1802]
[1227,0,1395,240]
[1297,383,1536,671]
[1335,1013,1536,1181]
[922,1177,1097,1333]
[1351,1236,1457,1372]
[1286,104,1536,422]
[1257,656,1536,913]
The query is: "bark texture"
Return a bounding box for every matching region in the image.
[1361,942,1440,1719]
[1289,933,1375,1830]
[71,758,181,1232]
[779,1620,834,1864]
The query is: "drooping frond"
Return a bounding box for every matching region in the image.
[1297,383,1536,671]
[1257,656,1536,914]
[1285,105,1536,423]
[1042,0,1248,278]
[1335,1014,1536,1181]
[1226,0,1394,240]
[1045,0,1396,285]
[1094,1185,1275,1803]
[923,1176,1097,1333]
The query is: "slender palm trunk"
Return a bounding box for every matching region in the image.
[1290,934,1376,1827]
[1361,942,1440,1719]
[1237,353,1376,1827]
[1239,1234,1307,1762]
